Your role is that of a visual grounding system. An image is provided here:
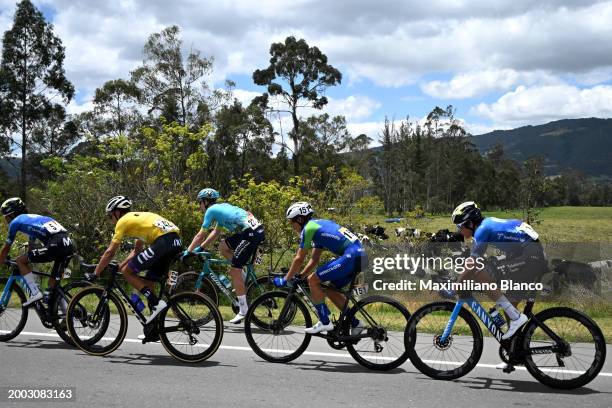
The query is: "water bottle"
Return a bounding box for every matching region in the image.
[130,292,145,313]
[489,307,506,329]
[219,274,232,289]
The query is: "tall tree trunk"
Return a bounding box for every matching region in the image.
[291,108,300,175]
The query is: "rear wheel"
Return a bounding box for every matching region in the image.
[0,282,28,342]
[244,291,312,363]
[522,307,606,389]
[66,286,127,356]
[159,292,224,363]
[345,296,411,371]
[405,301,483,380]
[50,281,91,346]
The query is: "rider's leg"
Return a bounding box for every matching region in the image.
[308,272,331,325]
[220,239,248,318]
[16,254,41,298]
[121,263,158,309]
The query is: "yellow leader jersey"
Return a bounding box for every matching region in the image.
[111,212,179,245]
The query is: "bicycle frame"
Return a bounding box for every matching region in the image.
[94,266,151,326]
[440,296,567,355]
[193,253,258,307]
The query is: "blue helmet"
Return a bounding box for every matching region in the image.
[197,188,220,201]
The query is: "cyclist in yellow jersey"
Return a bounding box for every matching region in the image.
[86,196,182,325]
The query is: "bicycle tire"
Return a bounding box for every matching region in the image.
[66,285,128,356]
[159,292,224,363]
[405,301,483,380]
[0,282,28,342]
[345,295,411,371]
[244,291,312,363]
[174,271,219,305]
[522,307,606,389]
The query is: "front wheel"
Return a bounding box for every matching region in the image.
[244,291,312,363]
[405,301,483,380]
[0,282,28,342]
[159,292,224,363]
[522,307,606,389]
[174,271,219,306]
[66,286,127,356]
[345,296,411,371]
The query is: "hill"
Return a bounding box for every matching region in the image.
[471,118,612,176]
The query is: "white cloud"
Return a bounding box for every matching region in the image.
[472,84,612,127]
[420,69,560,99]
[325,95,381,121]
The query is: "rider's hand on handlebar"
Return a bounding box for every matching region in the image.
[180,249,193,262]
[84,272,98,283]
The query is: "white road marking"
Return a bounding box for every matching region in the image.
[3,329,612,377]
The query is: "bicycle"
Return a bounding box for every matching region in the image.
[66,261,224,363]
[175,250,275,317]
[0,258,90,345]
[243,272,411,371]
[405,289,607,389]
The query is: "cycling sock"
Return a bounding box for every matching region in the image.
[496,295,520,320]
[314,302,330,325]
[351,317,360,328]
[237,295,248,314]
[140,287,159,310]
[23,273,40,296]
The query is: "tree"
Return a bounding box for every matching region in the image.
[0,0,74,199]
[131,25,226,128]
[252,36,341,174]
[92,79,142,136]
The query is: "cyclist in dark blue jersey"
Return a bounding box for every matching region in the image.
[274,202,367,334]
[0,198,74,306]
[453,201,546,342]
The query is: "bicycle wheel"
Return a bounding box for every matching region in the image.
[522,307,606,389]
[244,291,312,363]
[159,292,224,363]
[405,301,483,380]
[66,286,128,356]
[50,281,91,346]
[0,282,28,342]
[345,295,411,371]
[174,272,219,305]
[246,276,275,304]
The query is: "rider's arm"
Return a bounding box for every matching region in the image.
[199,228,221,250]
[94,241,120,277]
[285,248,309,280]
[301,248,323,277]
[187,228,208,252]
[0,243,11,265]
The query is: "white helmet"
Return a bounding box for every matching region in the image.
[105,195,132,214]
[286,202,314,219]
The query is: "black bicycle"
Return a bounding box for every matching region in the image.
[0,258,90,345]
[244,273,411,371]
[405,290,606,389]
[66,261,223,363]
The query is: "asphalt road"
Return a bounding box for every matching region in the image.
[1,316,611,408]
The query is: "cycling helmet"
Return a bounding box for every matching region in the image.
[451,201,482,226]
[105,195,132,214]
[286,202,314,219]
[1,197,27,216]
[197,188,220,201]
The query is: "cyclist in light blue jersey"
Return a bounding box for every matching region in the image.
[0,198,74,306]
[274,202,368,334]
[183,188,265,324]
[453,202,546,343]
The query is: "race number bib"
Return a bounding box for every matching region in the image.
[339,227,358,243]
[246,213,262,229]
[154,219,178,232]
[518,222,539,241]
[42,220,67,234]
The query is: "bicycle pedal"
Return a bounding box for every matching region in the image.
[503,364,515,373]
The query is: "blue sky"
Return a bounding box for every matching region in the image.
[2,0,612,141]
